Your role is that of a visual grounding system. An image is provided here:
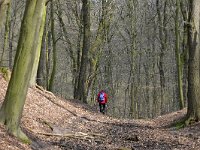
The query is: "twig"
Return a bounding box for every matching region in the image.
[35,84,45,91]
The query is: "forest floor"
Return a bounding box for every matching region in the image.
[0,74,200,150]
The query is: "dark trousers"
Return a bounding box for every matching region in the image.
[99,103,106,114]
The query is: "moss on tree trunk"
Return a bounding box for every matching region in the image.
[186,0,200,123]
[175,0,184,109]
[76,0,91,103]
[30,7,47,86]
[0,0,46,143]
[0,0,10,31]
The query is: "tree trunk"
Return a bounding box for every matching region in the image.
[0,0,46,142]
[180,0,188,107]
[156,0,167,115]
[175,0,184,109]
[46,32,52,90]
[76,0,90,103]
[127,0,137,118]
[74,26,83,98]
[186,0,200,123]
[0,2,10,66]
[48,0,57,92]
[0,0,10,31]
[29,5,47,86]
[37,22,47,87]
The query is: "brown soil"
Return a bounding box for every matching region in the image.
[0,74,199,150]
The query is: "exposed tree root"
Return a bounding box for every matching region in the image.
[0,112,31,144]
[10,128,31,144]
[171,115,197,129]
[165,116,186,129]
[184,116,196,126]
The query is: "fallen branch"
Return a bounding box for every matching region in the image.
[35,85,56,99]
[37,131,96,140]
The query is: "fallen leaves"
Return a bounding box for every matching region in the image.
[0,74,200,150]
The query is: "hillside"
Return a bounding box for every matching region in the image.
[0,74,200,150]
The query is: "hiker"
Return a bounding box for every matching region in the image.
[97,90,108,114]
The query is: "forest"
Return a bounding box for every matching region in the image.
[0,0,200,149]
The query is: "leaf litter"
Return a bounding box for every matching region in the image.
[0,74,200,150]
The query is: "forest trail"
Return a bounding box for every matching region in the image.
[0,74,200,150]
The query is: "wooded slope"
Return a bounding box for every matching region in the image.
[0,74,199,150]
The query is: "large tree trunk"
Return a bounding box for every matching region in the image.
[76,0,90,103]
[186,0,200,123]
[0,0,46,142]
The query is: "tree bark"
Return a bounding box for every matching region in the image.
[186,0,200,123]
[46,32,51,89]
[29,5,47,86]
[0,2,10,66]
[76,0,91,103]
[175,0,184,109]
[180,0,189,108]
[126,0,137,118]
[156,0,167,115]
[0,0,46,142]
[37,21,48,87]
[0,0,9,31]
[48,0,57,92]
